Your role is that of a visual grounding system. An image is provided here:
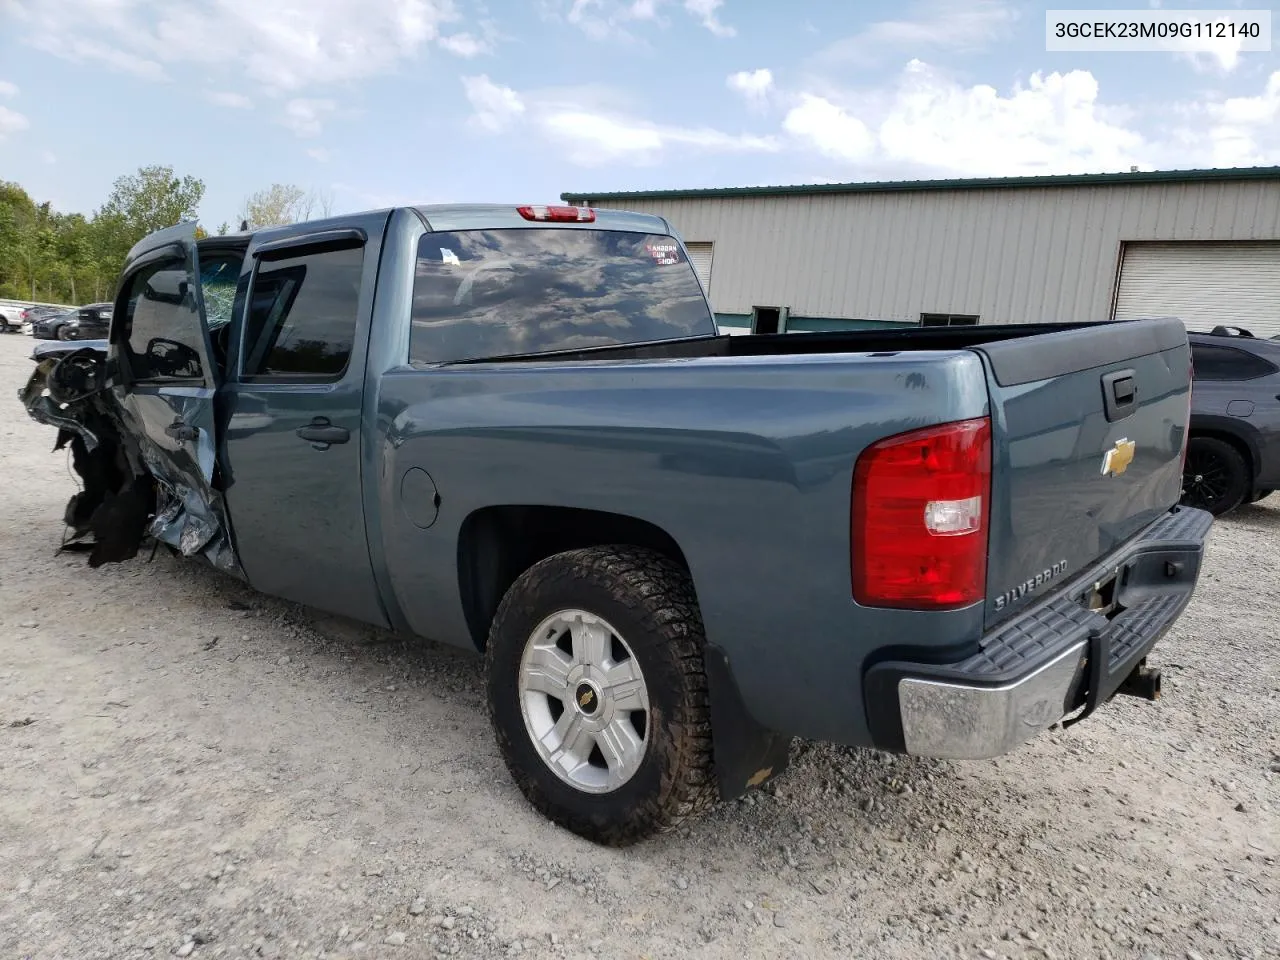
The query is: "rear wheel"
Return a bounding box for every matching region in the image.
[1181,436,1249,515]
[56,325,74,341]
[485,546,716,846]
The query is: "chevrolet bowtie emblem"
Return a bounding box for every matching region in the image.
[1101,438,1136,477]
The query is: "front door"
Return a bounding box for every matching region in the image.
[110,222,237,572]
[219,219,389,627]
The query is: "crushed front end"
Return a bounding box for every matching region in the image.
[19,344,241,576]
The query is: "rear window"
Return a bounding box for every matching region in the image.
[1191,343,1278,381]
[409,229,715,364]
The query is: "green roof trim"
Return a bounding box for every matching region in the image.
[562,166,1280,203]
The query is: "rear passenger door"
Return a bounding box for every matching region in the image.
[221,217,390,627]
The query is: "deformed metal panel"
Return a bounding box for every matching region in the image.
[583,179,1280,325]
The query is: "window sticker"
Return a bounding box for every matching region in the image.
[440,248,460,266]
[644,242,681,266]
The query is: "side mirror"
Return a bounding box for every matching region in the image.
[144,337,202,378]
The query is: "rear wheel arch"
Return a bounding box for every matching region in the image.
[456,505,693,652]
[1188,417,1261,475]
[1183,432,1251,515]
[1188,426,1256,478]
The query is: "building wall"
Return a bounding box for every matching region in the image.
[577,180,1280,325]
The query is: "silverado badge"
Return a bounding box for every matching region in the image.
[1101,438,1136,477]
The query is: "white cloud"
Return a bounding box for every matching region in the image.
[440,32,491,57]
[41,150,57,164]
[0,105,29,139]
[783,94,874,161]
[818,0,1017,66]
[540,109,776,165]
[727,68,773,105]
[877,62,1144,176]
[0,80,17,98]
[462,74,526,132]
[206,90,253,109]
[307,147,332,162]
[1176,17,1247,73]
[461,75,777,166]
[549,0,735,39]
[7,0,463,92]
[282,98,337,138]
[684,0,734,37]
[783,61,1148,177]
[1200,70,1280,166]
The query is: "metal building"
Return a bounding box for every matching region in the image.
[562,166,1280,337]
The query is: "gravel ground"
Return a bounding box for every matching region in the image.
[0,332,1277,960]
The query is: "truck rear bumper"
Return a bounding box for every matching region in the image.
[863,505,1214,760]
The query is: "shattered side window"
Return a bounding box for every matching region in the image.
[120,258,207,382]
[201,253,243,333]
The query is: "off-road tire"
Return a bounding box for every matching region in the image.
[1182,435,1249,516]
[485,545,717,846]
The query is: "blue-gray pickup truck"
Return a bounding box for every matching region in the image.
[20,204,1212,845]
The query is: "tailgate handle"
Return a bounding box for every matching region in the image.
[1102,369,1137,422]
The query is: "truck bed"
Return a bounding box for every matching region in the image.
[441,320,1188,400]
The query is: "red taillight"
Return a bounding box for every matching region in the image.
[852,417,992,610]
[516,204,596,223]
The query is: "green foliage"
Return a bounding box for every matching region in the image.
[0,165,207,306]
[240,183,308,230]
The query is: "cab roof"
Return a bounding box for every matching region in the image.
[413,203,672,236]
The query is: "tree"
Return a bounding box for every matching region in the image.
[0,167,206,305]
[94,165,206,294]
[239,183,335,229]
[99,164,206,237]
[240,183,307,229]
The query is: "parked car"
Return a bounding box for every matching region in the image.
[0,307,20,333]
[30,310,77,340]
[21,207,1211,846]
[1181,327,1280,515]
[56,302,113,341]
[21,304,68,328]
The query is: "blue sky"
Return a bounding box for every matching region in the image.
[0,0,1277,228]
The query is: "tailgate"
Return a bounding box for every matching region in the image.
[975,317,1191,629]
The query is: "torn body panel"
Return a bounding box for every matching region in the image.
[120,391,240,578]
[20,346,243,577]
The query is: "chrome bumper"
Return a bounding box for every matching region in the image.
[897,642,1086,759]
[864,505,1213,760]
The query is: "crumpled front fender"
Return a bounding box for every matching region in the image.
[19,358,102,451]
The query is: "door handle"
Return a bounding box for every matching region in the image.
[295,418,350,445]
[164,419,199,442]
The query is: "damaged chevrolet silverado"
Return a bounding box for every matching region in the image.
[20,204,1213,845]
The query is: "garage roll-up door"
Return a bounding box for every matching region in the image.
[685,242,714,294]
[1114,242,1280,337]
